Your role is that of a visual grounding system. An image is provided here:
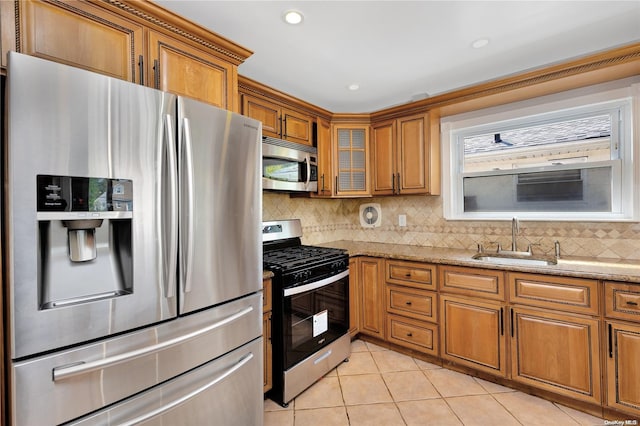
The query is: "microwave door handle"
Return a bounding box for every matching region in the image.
[162,113,178,299]
[305,154,311,187]
[181,117,195,294]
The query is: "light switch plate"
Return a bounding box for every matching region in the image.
[399,214,407,227]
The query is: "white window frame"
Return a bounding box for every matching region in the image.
[441,79,640,222]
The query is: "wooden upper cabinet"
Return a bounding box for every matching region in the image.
[18,0,144,82]
[5,1,252,111]
[397,114,428,194]
[243,95,281,137]
[371,120,396,195]
[282,108,313,145]
[334,124,370,196]
[241,94,313,145]
[371,112,438,196]
[314,118,334,197]
[148,31,235,110]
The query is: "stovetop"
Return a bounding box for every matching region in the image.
[263,244,347,271]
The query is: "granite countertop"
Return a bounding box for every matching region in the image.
[318,240,640,284]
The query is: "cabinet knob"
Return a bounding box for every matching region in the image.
[405,273,412,277]
[405,301,412,306]
[406,332,413,337]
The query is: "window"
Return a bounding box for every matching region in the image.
[442,82,638,221]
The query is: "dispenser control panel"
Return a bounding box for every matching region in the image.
[37,175,133,213]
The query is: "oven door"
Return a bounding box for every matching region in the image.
[282,269,349,369]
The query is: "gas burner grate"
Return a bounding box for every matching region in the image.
[263,245,346,270]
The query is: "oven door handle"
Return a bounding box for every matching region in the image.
[284,270,349,297]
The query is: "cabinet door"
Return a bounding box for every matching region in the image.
[397,113,429,194]
[511,307,601,404]
[440,295,507,376]
[149,31,234,110]
[242,95,281,138]
[20,0,143,82]
[314,118,334,197]
[371,120,396,195]
[606,321,640,416]
[282,108,313,146]
[334,125,370,196]
[263,312,272,393]
[359,257,385,338]
[349,257,360,336]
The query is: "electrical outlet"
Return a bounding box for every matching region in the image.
[398,214,407,227]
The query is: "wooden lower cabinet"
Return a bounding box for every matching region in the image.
[510,306,601,404]
[440,294,507,376]
[359,257,385,338]
[606,321,640,416]
[263,278,272,393]
[349,257,360,336]
[386,314,438,356]
[263,311,272,393]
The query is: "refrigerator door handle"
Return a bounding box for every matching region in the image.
[181,117,196,294]
[52,306,254,382]
[163,113,178,299]
[117,352,255,426]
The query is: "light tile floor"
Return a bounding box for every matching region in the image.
[264,339,607,426]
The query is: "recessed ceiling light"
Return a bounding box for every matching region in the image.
[283,10,303,25]
[348,83,360,91]
[472,38,489,49]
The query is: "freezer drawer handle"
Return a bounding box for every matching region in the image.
[52,306,254,382]
[117,352,254,426]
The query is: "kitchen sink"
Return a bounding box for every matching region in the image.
[472,253,557,266]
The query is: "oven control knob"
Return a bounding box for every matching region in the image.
[331,260,346,271]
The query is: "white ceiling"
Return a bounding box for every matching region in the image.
[155,1,640,113]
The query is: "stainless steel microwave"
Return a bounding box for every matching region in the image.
[262,136,318,192]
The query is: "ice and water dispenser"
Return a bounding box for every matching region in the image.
[37,175,134,309]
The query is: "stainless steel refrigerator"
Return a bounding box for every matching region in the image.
[5,52,263,425]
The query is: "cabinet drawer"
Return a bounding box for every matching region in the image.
[439,266,505,301]
[386,285,437,323]
[605,282,640,322]
[509,273,598,315]
[386,260,436,290]
[386,314,438,356]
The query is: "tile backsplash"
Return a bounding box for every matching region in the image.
[263,192,640,260]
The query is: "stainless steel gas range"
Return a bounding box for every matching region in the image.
[263,219,351,407]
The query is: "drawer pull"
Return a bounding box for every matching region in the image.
[626,301,639,306]
[406,332,413,337]
[405,273,412,277]
[405,301,412,306]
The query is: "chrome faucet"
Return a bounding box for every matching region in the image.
[511,217,520,252]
